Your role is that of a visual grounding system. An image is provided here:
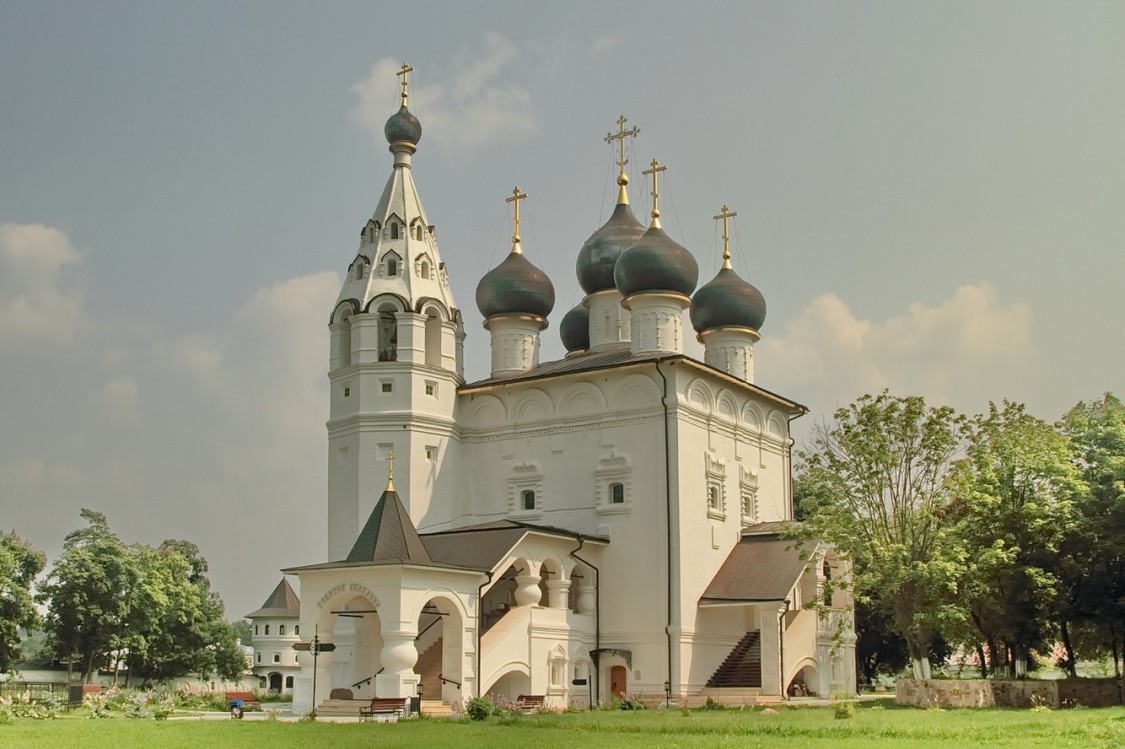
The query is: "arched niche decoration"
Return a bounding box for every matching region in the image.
[559,382,606,418]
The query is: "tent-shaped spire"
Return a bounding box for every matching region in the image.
[346,486,432,564]
[246,578,300,618]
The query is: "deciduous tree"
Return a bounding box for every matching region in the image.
[795,392,968,679]
[0,531,45,673]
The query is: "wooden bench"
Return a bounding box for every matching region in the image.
[516,694,545,713]
[225,691,261,710]
[359,697,408,721]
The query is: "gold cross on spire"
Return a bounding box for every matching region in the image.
[385,449,396,491]
[642,158,668,227]
[397,63,414,107]
[713,205,738,269]
[605,115,640,204]
[506,186,527,254]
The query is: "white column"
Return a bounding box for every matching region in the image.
[351,312,382,364]
[700,328,759,383]
[586,289,630,350]
[396,312,428,365]
[485,315,545,377]
[513,573,543,607]
[546,578,571,609]
[376,632,419,699]
[623,293,690,355]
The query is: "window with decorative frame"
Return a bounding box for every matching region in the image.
[705,452,727,520]
[507,461,543,519]
[739,464,759,526]
[594,450,632,515]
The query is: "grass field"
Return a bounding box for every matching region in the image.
[3,703,1125,748]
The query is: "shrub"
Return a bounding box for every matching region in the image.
[833,698,858,719]
[83,692,113,719]
[150,693,176,720]
[124,693,150,719]
[702,696,721,710]
[464,696,495,721]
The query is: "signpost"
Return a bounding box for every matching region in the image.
[294,626,336,712]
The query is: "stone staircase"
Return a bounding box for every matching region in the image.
[420,699,456,718]
[706,630,762,688]
[416,636,443,699]
[315,698,372,718]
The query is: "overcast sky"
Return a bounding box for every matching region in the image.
[2,1,1122,619]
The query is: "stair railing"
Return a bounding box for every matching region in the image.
[351,667,384,690]
[438,674,461,688]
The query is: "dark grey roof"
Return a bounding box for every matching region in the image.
[385,105,422,146]
[246,578,300,619]
[560,303,590,352]
[421,520,608,572]
[576,201,646,294]
[614,225,698,298]
[346,486,432,565]
[691,267,767,333]
[700,532,811,604]
[476,251,555,320]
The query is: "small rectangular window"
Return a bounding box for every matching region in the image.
[273,653,280,664]
[425,382,435,396]
[521,490,536,511]
[343,387,350,397]
[425,446,436,461]
[610,483,625,504]
[381,382,393,393]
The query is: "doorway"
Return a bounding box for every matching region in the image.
[610,666,627,698]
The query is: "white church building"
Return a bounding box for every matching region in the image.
[280,67,854,714]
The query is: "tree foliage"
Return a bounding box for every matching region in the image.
[37,509,245,684]
[1058,393,1125,677]
[795,392,969,678]
[947,401,1083,677]
[0,531,46,673]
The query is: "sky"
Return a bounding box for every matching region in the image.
[1,1,1122,619]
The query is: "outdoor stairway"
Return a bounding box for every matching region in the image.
[415,636,444,700]
[420,699,455,718]
[706,630,762,688]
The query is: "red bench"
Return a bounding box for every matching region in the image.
[225,690,261,710]
[359,697,407,721]
[516,694,545,713]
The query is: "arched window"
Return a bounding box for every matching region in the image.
[610,483,624,504]
[354,261,365,280]
[264,624,270,635]
[294,625,299,635]
[425,311,442,367]
[420,261,430,280]
[521,490,536,511]
[390,223,400,240]
[414,224,423,240]
[708,486,720,510]
[285,676,294,689]
[254,624,259,635]
[279,624,286,636]
[378,307,398,362]
[387,257,398,276]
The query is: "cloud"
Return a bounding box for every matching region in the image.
[352,33,536,152]
[0,222,82,347]
[757,282,1033,418]
[91,375,143,427]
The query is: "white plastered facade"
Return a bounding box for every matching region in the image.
[282,98,855,714]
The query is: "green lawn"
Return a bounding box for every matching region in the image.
[3,704,1125,748]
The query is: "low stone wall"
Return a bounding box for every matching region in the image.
[897,678,1123,708]
[896,679,994,708]
[1057,678,1122,708]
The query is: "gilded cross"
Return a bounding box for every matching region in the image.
[642,158,668,224]
[385,449,396,490]
[604,115,640,172]
[397,63,414,106]
[713,205,737,269]
[506,186,528,253]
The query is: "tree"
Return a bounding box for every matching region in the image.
[38,509,137,682]
[948,401,1083,678]
[1059,393,1125,677]
[0,531,46,673]
[795,392,969,679]
[123,539,246,685]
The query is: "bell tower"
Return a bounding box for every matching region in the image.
[326,64,464,560]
